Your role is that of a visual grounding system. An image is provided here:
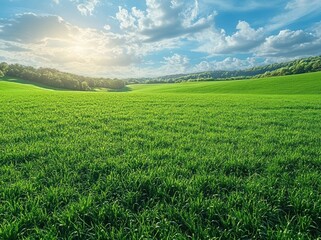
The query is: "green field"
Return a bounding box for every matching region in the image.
[1,73,321,239]
[131,72,321,95]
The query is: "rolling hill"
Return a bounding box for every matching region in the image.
[2,71,321,95]
[130,71,321,95]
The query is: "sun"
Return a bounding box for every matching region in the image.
[69,35,95,58]
[71,44,88,56]
[71,45,87,56]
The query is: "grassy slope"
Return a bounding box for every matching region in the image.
[2,71,321,94]
[0,77,43,92]
[0,77,129,93]
[0,77,64,92]
[1,73,321,239]
[130,71,321,95]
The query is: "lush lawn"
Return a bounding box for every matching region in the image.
[1,74,321,239]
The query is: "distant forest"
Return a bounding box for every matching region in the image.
[0,63,126,91]
[1,56,321,89]
[128,55,321,84]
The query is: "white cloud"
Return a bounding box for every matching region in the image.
[111,53,191,78]
[115,0,215,42]
[256,29,321,58]
[72,0,100,16]
[267,0,321,31]
[0,13,144,75]
[163,54,189,66]
[116,7,136,30]
[194,21,264,55]
[193,57,258,72]
[162,54,190,74]
[103,24,111,31]
[0,12,186,78]
[53,0,60,4]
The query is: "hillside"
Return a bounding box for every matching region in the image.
[0,77,50,92]
[0,63,126,91]
[129,55,321,84]
[1,56,321,91]
[2,71,321,95]
[130,72,321,95]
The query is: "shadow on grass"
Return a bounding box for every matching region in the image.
[1,77,132,93]
[0,77,67,91]
[107,86,132,92]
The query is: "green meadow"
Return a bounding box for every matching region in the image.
[1,73,321,239]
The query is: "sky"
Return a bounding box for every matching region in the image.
[0,0,321,78]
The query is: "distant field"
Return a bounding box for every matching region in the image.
[131,71,321,95]
[1,73,321,239]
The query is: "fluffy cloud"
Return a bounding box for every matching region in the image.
[194,21,264,55]
[194,17,321,61]
[116,7,136,30]
[72,0,100,16]
[0,12,185,77]
[194,57,258,72]
[103,24,111,31]
[115,0,214,42]
[256,29,321,58]
[162,54,190,74]
[0,13,144,74]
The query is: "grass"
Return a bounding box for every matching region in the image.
[131,71,321,95]
[0,73,321,239]
[0,77,63,92]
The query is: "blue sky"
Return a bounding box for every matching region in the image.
[0,0,321,78]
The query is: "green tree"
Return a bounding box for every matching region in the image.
[0,62,9,74]
[81,81,90,91]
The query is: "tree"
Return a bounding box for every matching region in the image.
[0,62,9,74]
[81,81,90,91]
[0,70,4,78]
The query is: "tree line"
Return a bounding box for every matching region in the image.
[0,63,126,91]
[1,56,321,87]
[127,56,321,84]
[257,56,321,78]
